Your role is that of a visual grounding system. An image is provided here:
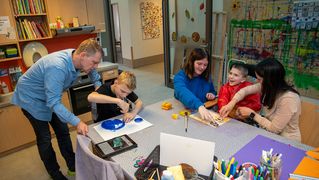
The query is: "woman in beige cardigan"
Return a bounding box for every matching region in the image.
[220,58,301,142]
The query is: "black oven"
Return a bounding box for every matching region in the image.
[68,73,99,116]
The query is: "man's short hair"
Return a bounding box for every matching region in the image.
[75,38,104,57]
[117,71,136,90]
[230,63,248,77]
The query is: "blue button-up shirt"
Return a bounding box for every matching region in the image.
[12,49,101,126]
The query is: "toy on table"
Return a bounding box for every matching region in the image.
[171,114,179,120]
[162,102,172,110]
[179,110,191,117]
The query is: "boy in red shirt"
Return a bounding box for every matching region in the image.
[218,63,261,120]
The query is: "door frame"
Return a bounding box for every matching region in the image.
[163,0,213,88]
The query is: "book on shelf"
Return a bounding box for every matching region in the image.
[17,18,27,39]
[12,0,46,15]
[16,18,49,40]
[23,19,33,39]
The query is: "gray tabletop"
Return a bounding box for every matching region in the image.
[88,98,313,178]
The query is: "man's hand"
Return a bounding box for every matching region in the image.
[117,99,130,113]
[77,121,88,136]
[206,93,216,100]
[123,112,137,123]
[198,105,213,121]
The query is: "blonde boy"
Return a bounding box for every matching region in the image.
[88,71,143,122]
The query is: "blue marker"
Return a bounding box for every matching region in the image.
[221,160,226,174]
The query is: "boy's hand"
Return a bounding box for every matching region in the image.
[117,99,130,113]
[206,93,216,100]
[219,103,234,118]
[123,112,137,122]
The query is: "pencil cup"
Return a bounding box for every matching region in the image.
[260,157,282,180]
[214,168,244,180]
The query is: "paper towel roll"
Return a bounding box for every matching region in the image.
[23,42,48,67]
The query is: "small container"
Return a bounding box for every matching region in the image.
[214,168,244,180]
[73,17,79,27]
[260,156,282,180]
[161,170,174,180]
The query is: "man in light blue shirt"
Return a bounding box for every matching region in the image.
[12,38,103,180]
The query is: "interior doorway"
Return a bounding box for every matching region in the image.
[111,3,123,64]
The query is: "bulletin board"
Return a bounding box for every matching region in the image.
[228,0,319,99]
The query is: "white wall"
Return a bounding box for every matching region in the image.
[130,0,163,59]
[213,0,223,12]
[111,0,132,60]
[111,0,163,61]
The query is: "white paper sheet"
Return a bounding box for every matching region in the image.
[0,16,10,34]
[160,133,215,176]
[93,115,152,141]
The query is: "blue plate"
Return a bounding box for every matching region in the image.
[134,117,143,123]
[101,119,125,131]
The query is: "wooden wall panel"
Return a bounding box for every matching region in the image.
[47,0,88,26]
[299,100,319,147]
[0,0,17,43]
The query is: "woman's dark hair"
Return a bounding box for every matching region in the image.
[183,48,210,80]
[255,58,299,109]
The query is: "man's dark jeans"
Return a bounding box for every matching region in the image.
[22,109,75,179]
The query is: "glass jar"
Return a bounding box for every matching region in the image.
[259,156,282,180]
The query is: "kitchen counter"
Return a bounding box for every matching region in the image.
[0,62,118,108]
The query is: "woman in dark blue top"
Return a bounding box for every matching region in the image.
[174,48,217,120]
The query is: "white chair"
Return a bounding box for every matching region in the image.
[75,135,132,180]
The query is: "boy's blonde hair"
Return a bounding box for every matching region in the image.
[75,38,104,57]
[117,71,136,90]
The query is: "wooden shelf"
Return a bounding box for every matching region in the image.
[18,36,52,42]
[0,41,18,46]
[0,57,21,62]
[9,0,51,41]
[14,13,47,17]
[0,42,21,63]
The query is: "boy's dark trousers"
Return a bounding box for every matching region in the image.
[22,109,75,179]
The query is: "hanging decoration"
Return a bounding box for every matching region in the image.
[140,1,162,39]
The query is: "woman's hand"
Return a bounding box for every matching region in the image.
[206,93,216,100]
[198,105,213,121]
[236,107,254,119]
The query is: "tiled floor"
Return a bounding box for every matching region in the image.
[0,62,174,180]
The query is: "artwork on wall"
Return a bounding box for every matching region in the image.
[140,1,162,40]
[228,0,319,99]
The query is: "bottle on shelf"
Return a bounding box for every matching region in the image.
[15,67,23,80]
[56,16,65,29]
[1,81,9,94]
[9,66,22,89]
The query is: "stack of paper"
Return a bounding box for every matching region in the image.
[290,148,319,180]
[290,157,319,179]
